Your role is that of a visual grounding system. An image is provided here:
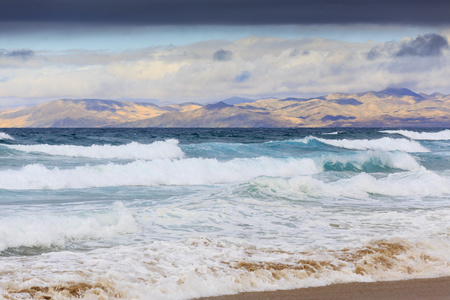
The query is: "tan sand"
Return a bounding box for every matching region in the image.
[197,276,450,300]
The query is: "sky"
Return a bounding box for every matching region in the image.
[1,0,450,108]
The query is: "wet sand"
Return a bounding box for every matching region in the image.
[197,276,450,300]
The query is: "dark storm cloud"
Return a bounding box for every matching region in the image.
[367,33,449,60]
[0,49,34,59]
[396,33,449,57]
[213,50,233,61]
[0,0,449,26]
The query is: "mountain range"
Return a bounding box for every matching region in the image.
[0,88,449,127]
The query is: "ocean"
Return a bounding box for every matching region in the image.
[0,128,449,299]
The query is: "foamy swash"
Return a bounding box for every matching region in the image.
[2,237,449,299]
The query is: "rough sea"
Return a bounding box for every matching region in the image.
[0,128,449,299]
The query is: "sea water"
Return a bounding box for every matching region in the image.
[0,128,449,299]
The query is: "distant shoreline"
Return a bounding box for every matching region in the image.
[197,276,450,300]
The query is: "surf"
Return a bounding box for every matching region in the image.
[312,137,430,152]
[381,129,450,140]
[6,139,184,160]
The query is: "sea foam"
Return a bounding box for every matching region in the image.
[1,237,449,299]
[248,167,450,199]
[6,139,183,160]
[0,202,139,251]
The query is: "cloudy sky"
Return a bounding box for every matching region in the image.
[1,0,450,107]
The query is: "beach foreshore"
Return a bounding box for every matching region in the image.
[196,276,450,300]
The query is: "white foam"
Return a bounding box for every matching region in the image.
[0,157,321,190]
[314,137,429,152]
[0,202,139,251]
[1,237,449,299]
[338,168,450,197]
[0,132,14,140]
[381,129,450,140]
[250,167,450,199]
[6,139,184,160]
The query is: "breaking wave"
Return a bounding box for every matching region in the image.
[244,167,450,199]
[0,157,320,190]
[6,139,183,160]
[381,129,450,140]
[0,132,14,140]
[320,151,420,172]
[312,137,429,152]
[0,150,424,190]
[322,131,344,135]
[0,202,138,252]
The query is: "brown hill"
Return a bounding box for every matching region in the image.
[0,88,448,127]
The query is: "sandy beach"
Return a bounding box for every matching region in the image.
[198,277,450,300]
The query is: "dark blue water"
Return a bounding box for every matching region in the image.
[1,127,433,145]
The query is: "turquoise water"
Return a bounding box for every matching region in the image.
[0,128,449,299]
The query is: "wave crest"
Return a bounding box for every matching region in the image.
[0,157,321,190]
[245,168,450,199]
[6,139,183,160]
[321,151,420,172]
[314,137,429,152]
[0,202,139,252]
[0,132,14,140]
[381,129,450,140]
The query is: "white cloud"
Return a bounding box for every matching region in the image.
[1,33,450,106]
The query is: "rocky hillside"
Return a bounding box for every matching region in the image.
[0,88,449,127]
[0,99,200,127]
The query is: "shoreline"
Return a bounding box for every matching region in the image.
[196,276,450,300]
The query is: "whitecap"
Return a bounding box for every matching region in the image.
[6,139,184,160]
[0,202,139,251]
[381,129,450,140]
[248,167,450,199]
[314,137,429,152]
[0,132,14,140]
[0,156,321,190]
